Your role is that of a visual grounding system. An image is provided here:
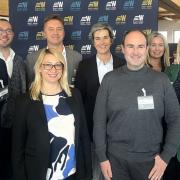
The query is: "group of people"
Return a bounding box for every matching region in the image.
[0,14,180,180]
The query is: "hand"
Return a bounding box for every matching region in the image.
[148,155,167,180]
[100,160,112,180]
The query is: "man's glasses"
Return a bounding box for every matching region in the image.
[0,29,13,35]
[42,63,64,70]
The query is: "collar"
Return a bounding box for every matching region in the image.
[96,54,113,66]
[0,48,15,61]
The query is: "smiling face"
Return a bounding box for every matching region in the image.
[43,19,65,48]
[122,31,148,70]
[40,53,63,86]
[0,20,14,48]
[149,36,165,60]
[93,29,112,56]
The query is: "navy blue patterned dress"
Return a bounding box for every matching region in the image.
[42,91,76,180]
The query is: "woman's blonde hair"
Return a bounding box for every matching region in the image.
[147,31,170,67]
[174,39,180,64]
[30,48,71,100]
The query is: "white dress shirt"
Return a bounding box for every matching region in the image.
[0,48,15,78]
[96,55,113,84]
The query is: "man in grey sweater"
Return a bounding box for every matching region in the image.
[93,30,180,180]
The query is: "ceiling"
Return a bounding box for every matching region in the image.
[0,0,180,21]
[159,0,180,20]
[0,0,8,17]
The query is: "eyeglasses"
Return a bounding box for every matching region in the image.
[0,29,13,35]
[42,63,64,70]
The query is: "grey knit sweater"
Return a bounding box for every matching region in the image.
[93,65,180,164]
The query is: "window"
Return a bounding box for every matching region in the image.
[173,31,180,43]
[158,31,168,39]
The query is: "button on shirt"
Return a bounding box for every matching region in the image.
[0,48,15,78]
[96,55,113,84]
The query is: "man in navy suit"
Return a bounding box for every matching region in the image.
[75,23,125,180]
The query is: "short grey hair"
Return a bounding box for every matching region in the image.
[89,23,115,44]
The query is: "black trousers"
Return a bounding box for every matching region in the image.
[163,156,180,180]
[65,173,76,180]
[108,153,154,180]
[0,127,12,179]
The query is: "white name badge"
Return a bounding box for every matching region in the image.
[137,96,154,110]
[0,87,8,98]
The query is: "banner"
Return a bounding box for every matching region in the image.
[9,0,159,59]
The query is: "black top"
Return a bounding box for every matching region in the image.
[0,58,8,88]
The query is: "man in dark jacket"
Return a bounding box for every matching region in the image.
[0,18,26,179]
[75,23,125,180]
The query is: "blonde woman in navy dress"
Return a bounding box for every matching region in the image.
[12,48,92,180]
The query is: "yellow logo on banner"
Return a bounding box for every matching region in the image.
[143,29,152,35]
[65,45,74,50]
[36,31,45,40]
[64,16,74,25]
[35,2,46,11]
[88,1,98,10]
[115,44,122,54]
[141,0,152,9]
[116,15,127,24]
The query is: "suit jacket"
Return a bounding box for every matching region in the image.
[75,54,126,140]
[0,55,26,127]
[12,88,92,180]
[26,47,82,86]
